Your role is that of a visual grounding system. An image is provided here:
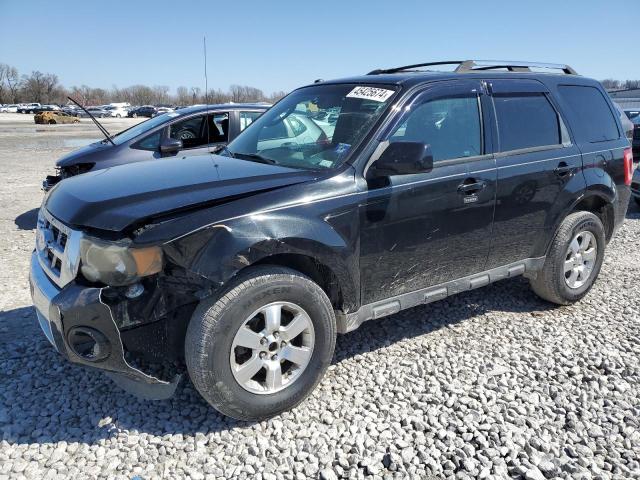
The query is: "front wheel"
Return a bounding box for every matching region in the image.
[185,266,336,421]
[530,211,605,305]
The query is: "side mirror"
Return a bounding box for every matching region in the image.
[160,137,183,154]
[372,141,433,176]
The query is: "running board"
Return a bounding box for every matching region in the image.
[335,257,545,333]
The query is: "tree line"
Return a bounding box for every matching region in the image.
[601,79,640,91]
[0,63,287,106]
[2,62,639,106]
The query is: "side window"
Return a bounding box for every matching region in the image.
[493,94,560,151]
[169,115,206,148]
[389,95,482,161]
[557,85,620,143]
[240,111,262,131]
[136,131,161,150]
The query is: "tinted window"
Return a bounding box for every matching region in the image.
[390,95,482,161]
[494,94,560,151]
[558,86,619,143]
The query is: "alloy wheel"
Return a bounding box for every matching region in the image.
[230,301,314,394]
[564,230,597,289]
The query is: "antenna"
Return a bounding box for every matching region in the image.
[204,35,211,153]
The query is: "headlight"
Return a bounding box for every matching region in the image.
[80,237,163,286]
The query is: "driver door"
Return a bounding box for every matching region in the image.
[359,80,497,304]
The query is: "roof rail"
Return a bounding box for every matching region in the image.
[367,60,578,76]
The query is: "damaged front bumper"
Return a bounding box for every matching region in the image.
[29,251,181,399]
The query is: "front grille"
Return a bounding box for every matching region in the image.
[35,208,83,288]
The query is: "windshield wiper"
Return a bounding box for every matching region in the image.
[233,152,278,165]
[215,145,235,158]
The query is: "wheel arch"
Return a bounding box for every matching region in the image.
[166,213,361,314]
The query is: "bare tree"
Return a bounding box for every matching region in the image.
[0,62,285,106]
[5,66,20,102]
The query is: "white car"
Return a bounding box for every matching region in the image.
[105,105,129,118]
[0,104,19,113]
[152,107,175,117]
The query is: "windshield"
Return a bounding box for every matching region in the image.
[225,83,398,170]
[109,112,177,145]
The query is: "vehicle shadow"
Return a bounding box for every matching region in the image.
[14,207,39,230]
[1,276,556,446]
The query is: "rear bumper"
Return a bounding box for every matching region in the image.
[29,251,180,398]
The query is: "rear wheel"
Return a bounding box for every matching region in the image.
[185,266,336,420]
[530,211,605,305]
[48,119,56,124]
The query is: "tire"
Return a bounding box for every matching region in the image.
[48,119,56,124]
[634,196,640,207]
[116,114,121,118]
[530,211,605,305]
[185,266,336,421]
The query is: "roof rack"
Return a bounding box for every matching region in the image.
[367,60,578,76]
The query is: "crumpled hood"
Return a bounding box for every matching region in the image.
[55,141,110,167]
[45,154,317,232]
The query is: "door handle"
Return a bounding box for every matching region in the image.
[554,162,572,177]
[457,179,486,195]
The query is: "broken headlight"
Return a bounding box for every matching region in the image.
[80,237,163,286]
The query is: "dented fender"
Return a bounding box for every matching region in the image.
[164,208,361,312]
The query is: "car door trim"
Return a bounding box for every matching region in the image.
[335,257,545,333]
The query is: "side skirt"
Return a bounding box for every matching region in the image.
[335,257,546,333]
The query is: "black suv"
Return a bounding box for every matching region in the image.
[30,60,633,420]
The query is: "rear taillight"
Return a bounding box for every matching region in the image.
[624,147,633,186]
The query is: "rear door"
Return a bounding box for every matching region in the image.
[485,79,585,269]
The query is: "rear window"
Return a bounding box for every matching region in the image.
[493,94,561,152]
[557,85,619,143]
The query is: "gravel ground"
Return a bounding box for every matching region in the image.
[0,112,639,479]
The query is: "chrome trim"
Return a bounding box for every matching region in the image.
[29,251,61,350]
[35,208,83,288]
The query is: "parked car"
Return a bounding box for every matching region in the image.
[152,107,174,117]
[34,111,80,124]
[105,105,129,118]
[33,105,61,113]
[43,104,269,189]
[624,109,640,121]
[30,60,632,420]
[128,105,157,118]
[630,113,640,159]
[631,164,640,206]
[0,104,19,113]
[61,105,80,116]
[76,106,111,118]
[17,103,41,114]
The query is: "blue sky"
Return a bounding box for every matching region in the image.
[1,0,638,95]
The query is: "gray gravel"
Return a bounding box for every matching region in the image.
[1,112,639,479]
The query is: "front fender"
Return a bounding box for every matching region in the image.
[164,209,360,312]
